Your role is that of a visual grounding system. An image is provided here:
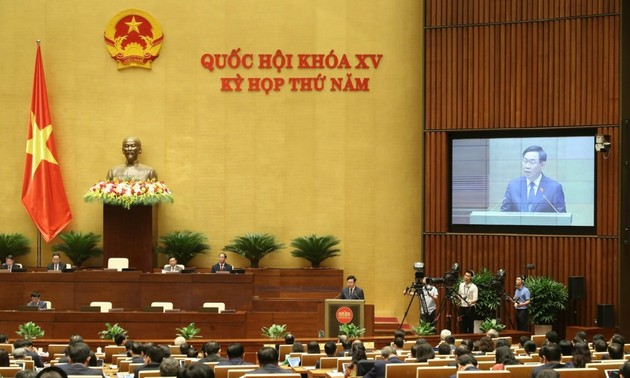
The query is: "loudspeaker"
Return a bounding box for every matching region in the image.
[568,276,585,300]
[597,304,615,328]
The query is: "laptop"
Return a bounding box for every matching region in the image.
[605,369,620,378]
[17,305,39,311]
[287,357,301,368]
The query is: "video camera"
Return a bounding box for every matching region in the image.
[410,262,460,289]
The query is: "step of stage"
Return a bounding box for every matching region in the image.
[374,316,412,336]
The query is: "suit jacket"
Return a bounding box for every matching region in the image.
[1,263,16,271]
[363,357,403,378]
[46,262,66,271]
[199,354,226,363]
[27,301,47,310]
[340,286,365,300]
[211,263,233,273]
[247,364,295,374]
[501,174,566,213]
[59,363,103,376]
[216,357,255,366]
[163,264,184,272]
[449,366,479,378]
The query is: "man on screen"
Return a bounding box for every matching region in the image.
[500,145,566,213]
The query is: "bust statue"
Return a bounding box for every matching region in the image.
[107,136,157,181]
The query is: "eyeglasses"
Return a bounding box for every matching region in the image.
[522,158,540,165]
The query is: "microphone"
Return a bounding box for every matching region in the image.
[489,196,507,211]
[539,187,560,213]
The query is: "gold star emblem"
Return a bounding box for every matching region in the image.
[25,112,58,177]
[125,16,142,34]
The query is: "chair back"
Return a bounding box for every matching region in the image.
[586,361,627,376]
[214,365,257,378]
[319,357,338,369]
[90,301,113,312]
[384,362,426,378]
[415,366,457,378]
[107,257,129,271]
[104,345,126,363]
[555,367,599,377]
[301,353,326,367]
[138,370,162,378]
[150,301,173,311]
[202,302,226,313]
[0,367,24,378]
[226,368,256,378]
[456,370,511,377]
[505,364,542,378]
[243,374,301,378]
[278,344,293,362]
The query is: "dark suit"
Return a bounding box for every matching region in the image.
[449,366,479,378]
[501,174,566,213]
[26,301,47,310]
[363,356,403,378]
[211,263,233,273]
[531,362,565,378]
[58,363,103,376]
[216,357,255,366]
[199,354,226,363]
[163,264,184,272]
[340,286,365,300]
[134,362,160,378]
[1,263,16,271]
[246,364,295,374]
[47,262,66,271]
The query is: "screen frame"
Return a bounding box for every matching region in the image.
[447,128,598,235]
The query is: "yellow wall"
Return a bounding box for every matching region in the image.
[0,1,423,320]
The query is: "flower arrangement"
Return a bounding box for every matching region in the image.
[84,179,173,210]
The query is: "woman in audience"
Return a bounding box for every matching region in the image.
[567,342,591,368]
[343,347,367,378]
[306,341,321,354]
[490,346,520,370]
[414,342,435,362]
[0,349,10,367]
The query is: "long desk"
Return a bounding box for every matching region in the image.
[0,310,247,340]
[0,271,254,312]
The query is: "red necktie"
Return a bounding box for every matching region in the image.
[220,264,224,271]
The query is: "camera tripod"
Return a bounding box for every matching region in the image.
[399,283,435,329]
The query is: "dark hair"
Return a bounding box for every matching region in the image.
[437,343,451,355]
[571,342,591,368]
[0,334,8,343]
[494,346,519,366]
[478,337,494,353]
[611,334,626,346]
[415,343,435,362]
[545,331,559,344]
[131,342,143,355]
[146,345,167,363]
[36,366,68,378]
[346,275,357,282]
[226,343,244,359]
[180,343,192,355]
[620,360,630,378]
[16,371,37,378]
[68,335,84,344]
[454,345,470,357]
[393,329,405,339]
[30,292,41,298]
[291,342,305,353]
[536,370,560,378]
[6,255,13,260]
[0,349,10,367]
[542,343,562,362]
[67,342,91,364]
[324,341,336,356]
[114,334,126,346]
[202,341,220,356]
[516,275,525,281]
[284,333,295,345]
[608,343,624,359]
[257,346,279,365]
[519,336,530,347]
[306,341,320,354]
[393,337,404,348]
[558,339,573,356]
[523,341,537,355]
[457,354,477,367]
[523,145,547,162]
[495,339,510,349]
[445,335,455,344]
[465,270,474,277]
[593,339,608,352]
[177,362,214,378]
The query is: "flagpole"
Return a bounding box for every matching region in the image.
[37,230,42,267]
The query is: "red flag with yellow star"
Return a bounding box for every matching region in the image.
[21,44,72,242]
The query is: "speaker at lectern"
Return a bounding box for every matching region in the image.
[324,299,365,337]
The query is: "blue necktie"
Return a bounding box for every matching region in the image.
[527,182,535,212]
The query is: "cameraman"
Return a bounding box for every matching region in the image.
[404,278,438,324]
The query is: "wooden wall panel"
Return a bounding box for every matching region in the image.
[422,0,620,335]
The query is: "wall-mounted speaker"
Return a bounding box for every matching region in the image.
[568,276,585,300]
[597,304,614,328]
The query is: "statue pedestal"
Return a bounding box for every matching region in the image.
[103,205,157,272]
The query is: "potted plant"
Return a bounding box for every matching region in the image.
[223,233,284,268]
[176,322,202,340]
[16,321,44,339]
[154,230,210,266]
[0,233,31,260]
[338,323,366,338]
[525,276,568,334]
[98,323,128,340]
[51,231,103,267]
[479,318,506,333]
[261,324,288,339]
[290,234,341,268]
[411,320,436,336]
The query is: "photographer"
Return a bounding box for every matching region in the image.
[404,278,438,324]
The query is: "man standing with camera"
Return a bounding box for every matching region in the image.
[458,270,478,334]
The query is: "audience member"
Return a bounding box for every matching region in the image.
[343,347,367,378]
[363,346,402,378]
[177,362,214,378]
[0,349,10,367]
[478,337,495,353]
[558,340,573,356]
[315,340,337,369]
[134,345,167,378]
[523,341,537,356]
[114,334,126,346]
[536,371,560,378]
[608,343,624,360]
[16,370,37,378]
[449,354,478,378]
[216,343,254,365]
[306,341,320,354]
[36,366,68,378]
[491,346,520,370]
[620,361,630,378]
[545,331,559,345]
[414,343,435,363]
[247,347,293,375]
[568,342,591,368]
[531,343,565,378]
[437,343,451,356]
[57,342,104,376]
[284,334,295,345]
[159,358,180,377]
[14,340,44,367]
[199,342,225,363]
[593,339,608,353]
